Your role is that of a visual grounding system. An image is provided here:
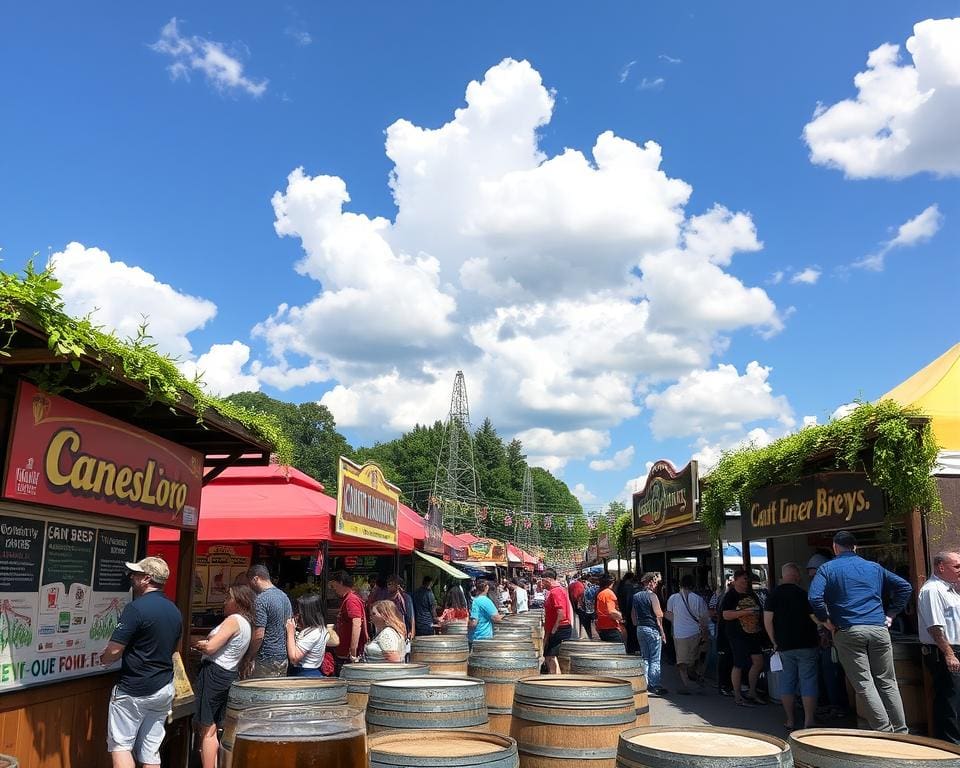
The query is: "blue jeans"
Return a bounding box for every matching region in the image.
[637,626,662,689]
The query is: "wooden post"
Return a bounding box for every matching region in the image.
[176,528,196,658]
[906,506,934,736]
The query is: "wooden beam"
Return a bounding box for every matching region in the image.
[203,453,242,485]
[0,349,70,365]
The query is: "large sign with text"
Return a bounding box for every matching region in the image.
[743,471,887,540]
[336,457,400,546]
[0,509,138,691]
[4,381,203,529]
[597,532,611,558]
[633,460,698,537]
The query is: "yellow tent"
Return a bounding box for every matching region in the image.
[881,342,960,452]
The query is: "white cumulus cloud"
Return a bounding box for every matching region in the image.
[856,204,943,270]
[513,427,610,473]
[803,18,960,178]
[151,17,268,97]
[790,267,821,284]
[645,361,794,440]
[571,483,597,504]
[180,341,261,396]
[48,242,216,359]
[589,445,636,472]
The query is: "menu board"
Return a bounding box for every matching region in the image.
[192,544,251,607]
[0,510,138,691]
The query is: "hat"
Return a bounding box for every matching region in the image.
[806,554,828,571]
[126,557,170,584]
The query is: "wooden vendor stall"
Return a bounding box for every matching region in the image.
[0,308,274,768]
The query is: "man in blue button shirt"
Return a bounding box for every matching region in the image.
[808,530,913,733]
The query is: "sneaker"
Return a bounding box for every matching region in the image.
[719,688,734,697]
[651,686,669,696]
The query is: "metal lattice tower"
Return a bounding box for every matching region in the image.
[516,466,541,552]
[434,371,482,535]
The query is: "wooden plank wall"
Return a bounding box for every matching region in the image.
[0,675,115,768]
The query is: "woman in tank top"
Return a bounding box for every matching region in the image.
[191,584,255,768]
[631,572,668,696]
[285,593,330,677]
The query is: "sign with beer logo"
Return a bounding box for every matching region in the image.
[457,537,508,565]
[743,471,887,540]
[422,495,444,555]
[632,459,698,537]
[4,381,203,529]
[335,457,400,546]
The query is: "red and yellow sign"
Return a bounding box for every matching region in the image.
[336,457,399,546]
[458,538,508,566]
[4,381,203,529]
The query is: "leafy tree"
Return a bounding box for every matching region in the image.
[225,391,352,494]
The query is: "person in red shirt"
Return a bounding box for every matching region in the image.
[594,574,625,642]
[330,572,369,673]
[568,576,585,638]
[542,568,573,674]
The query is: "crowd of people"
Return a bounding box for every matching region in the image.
[98,533,960,766]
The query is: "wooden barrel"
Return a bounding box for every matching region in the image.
[370,730,519,768]
[557,641,626,673]
[570,655,649,726]
[412,635,470,675]
[511,675,636,768]
[470,652,542,736]
[340,662,430,709]
[443,620,470,635]
[473,638,537,655]
[617,726,792,768]
[366,676,489,734]
[789,728,960,767]
[220,678,347,768]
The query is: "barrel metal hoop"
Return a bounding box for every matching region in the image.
[366,712,489,729]
[519,744,618,759]
[512,708,636,726]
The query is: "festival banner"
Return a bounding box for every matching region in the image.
[336,457,400,546]
[4,381,203,529]
[456,538,508,566]
[632,460,699,537]
[597,532,611,558]
[422,495,444,556]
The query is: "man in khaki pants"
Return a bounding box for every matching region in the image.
[808,531,912,732]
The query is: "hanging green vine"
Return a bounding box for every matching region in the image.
[0,262,292,464]
[700,400,943,537]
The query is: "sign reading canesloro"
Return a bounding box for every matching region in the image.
[3,381,203,528]
[632,460,699,536]
[742,471,887,540]
[335,457,400,546]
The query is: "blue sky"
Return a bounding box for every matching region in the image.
[1,3,956,514]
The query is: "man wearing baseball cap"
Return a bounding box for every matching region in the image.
[99,556,182,768]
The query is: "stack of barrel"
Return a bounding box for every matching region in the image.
[470,616,542,735]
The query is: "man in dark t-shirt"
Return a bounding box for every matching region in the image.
[764,562,820,729]
[721,568,765,706]
[413,576,438,636]
[100,556,182,768]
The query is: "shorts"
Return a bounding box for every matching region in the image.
[249,657,289,678]
[195,661,238,727]
[545,624,573,656]
[729,632,764,670]
[107,681,175,764]
[778,647,818,698]
[674,634,704,666]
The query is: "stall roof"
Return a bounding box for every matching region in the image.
[150,464,423,550]
[415,550,471,580]
[508,543,537,568]
[4,315,274,466]
[882,341,960,452]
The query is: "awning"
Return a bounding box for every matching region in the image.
[415,550,471,579]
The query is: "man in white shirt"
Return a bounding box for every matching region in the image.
[917,550,960,744]
[665,574,709,693]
